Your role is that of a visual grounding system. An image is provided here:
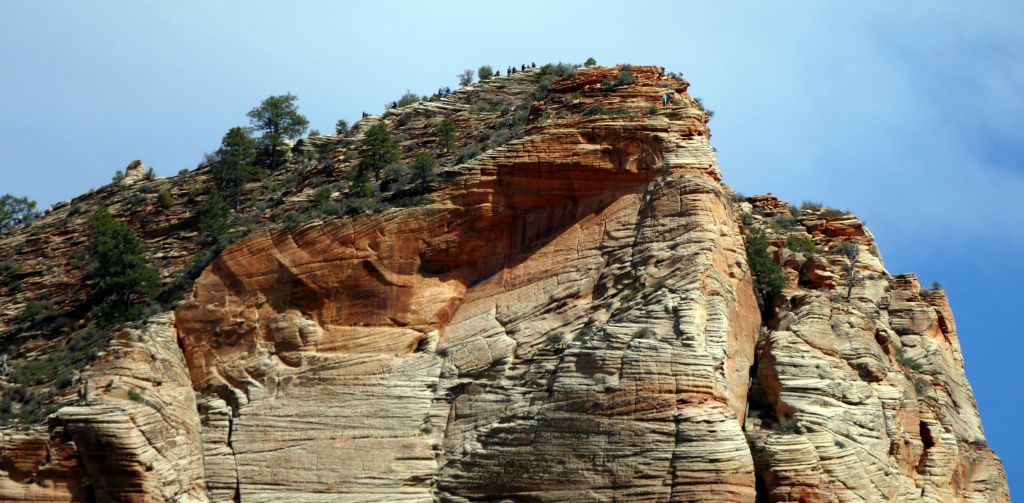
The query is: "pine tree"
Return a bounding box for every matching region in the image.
[436,118,457,153]
[197,190,231,245]
[358,122,399,182]
[247,94,309,170]
[0,194,40,234]
[87,207,159,320]
[210,127,260,209]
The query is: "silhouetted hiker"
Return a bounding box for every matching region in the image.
[521,64,526,71]
[512,67,517,74]
[362,111,369,118]
[495,70,501,77]
[661,94,669,106]
[531,62,536,68]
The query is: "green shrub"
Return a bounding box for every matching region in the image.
[0,259,21,276]
[771,214,799,231]
[128,389,143,402]
[820,208,849,218]
[312,187,331,205]
[583,57,597,67]
[913,376,929,395]
[546,332,566,345]
[800,200,823,210]
[896,347,924,372]
[785,235,820,255]
[17,299,54,324]
[157,190,174,208]
[455,144,484,165]
[396,111,414,127]
[397,91,419,108]
[538,63,577,78]
[477,65,494,81]
[10,359,56,385]
[409,152,438,187]
[692,97,715,118]
[633,327,656,339]
[746,228,787,300]
[613,65,635,87]
[835,242,860,261]
[335,119,349,135]
[53,369,73,390]
[458,69,473,87]
[582,105,630,117]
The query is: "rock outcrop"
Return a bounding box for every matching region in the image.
[0,65,1008,501]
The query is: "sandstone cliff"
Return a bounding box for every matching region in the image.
[0,64,1009,501]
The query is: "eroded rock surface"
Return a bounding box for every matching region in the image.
[0,66,1008,502]
[738,196,1008,502]
[175,65,759,501]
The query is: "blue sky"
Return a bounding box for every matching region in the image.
[2,1,1021,495]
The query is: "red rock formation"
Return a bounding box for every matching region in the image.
[0,64,1008,502]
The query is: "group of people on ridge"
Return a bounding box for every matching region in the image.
[367,62,541,116]
[495,62,535,78]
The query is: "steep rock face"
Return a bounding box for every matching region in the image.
[739,196,1008,502]
[175,65,761,501]
[0,65,1009,502]
[0,314,206,502]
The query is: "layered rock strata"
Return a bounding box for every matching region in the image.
[175,65,761,501]
[0,66,1009,502]
[739,195,1008,502]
